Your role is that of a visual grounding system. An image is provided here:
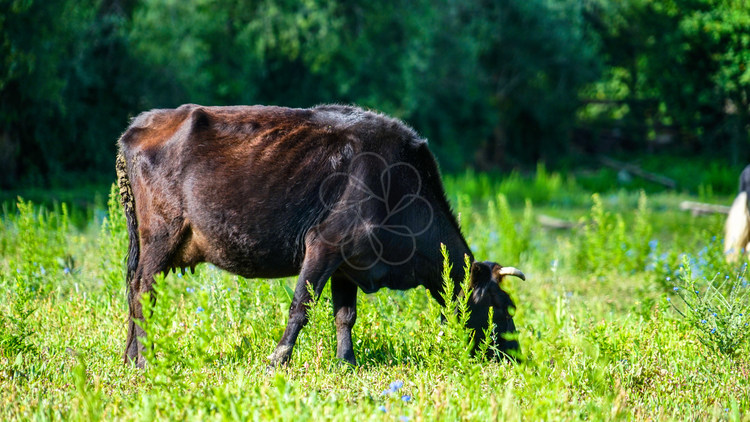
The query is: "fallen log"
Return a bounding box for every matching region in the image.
[680,201,730,216]
[600,157,677,189]
[538,214,578,230]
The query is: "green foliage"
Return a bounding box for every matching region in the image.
[0,198,72,374]
[670,256,750,356]
[630,191,653,271]
[99,184,127,294]
[4,198,72,295]
[574,192,654,276]
[487,195,533,264]
[437,244,474,360]
[445,163,574,207]
[14,0,750,188]
[576,193,627,275]
[0,286,37,360]
[584,0,750,158]
[0,0,149,188]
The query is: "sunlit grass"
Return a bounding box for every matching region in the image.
[1,172,748,420]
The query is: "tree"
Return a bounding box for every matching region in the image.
[583,0,750,160]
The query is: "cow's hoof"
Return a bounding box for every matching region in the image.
[124,354,147,369]
[267,345,293,368]
[337,357,358,368]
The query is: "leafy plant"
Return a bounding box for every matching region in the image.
[575,192,654,275]
[669,256,750,356]
[0,286,37,359]
[98,184,127,294]
[487,194,533,264]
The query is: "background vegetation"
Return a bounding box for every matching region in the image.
[1,0,749,188]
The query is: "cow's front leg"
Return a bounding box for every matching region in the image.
[269,250,339,367]
[331,274,358,365]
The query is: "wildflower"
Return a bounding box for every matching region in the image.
[701,320,707,324]
[383,380,404,395]
[401,395,411,402]
[197,306,205,313]
[64,267,71,274]
[177,273,183,278]
[711,328,716,334]
[666,277,671,282]
[712,313,718,317]
[186,287,195,293]
[666,297,671,302]
[399,417,411,422]
[378,406,387,413]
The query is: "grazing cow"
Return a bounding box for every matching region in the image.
[725,165,750,262]
[116,104,526,368]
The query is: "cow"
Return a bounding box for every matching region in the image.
[725,164,750,262]
[115,104,526,368]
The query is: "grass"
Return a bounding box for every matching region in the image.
[1,166,749,421]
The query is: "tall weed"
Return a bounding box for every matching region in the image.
[0,198,72,362]
[575,192,653,275]
[98,184,127,294]
[5,198,72,295]
[669,256,750,356]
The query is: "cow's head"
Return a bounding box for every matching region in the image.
[466,260,525,360]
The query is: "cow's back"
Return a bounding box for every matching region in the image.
[118,104,429,278]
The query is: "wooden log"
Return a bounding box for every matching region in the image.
[600,157,677,189]
[538,214,577,230]
[679,201,731,216]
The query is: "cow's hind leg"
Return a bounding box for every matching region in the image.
[125,229,185,368]
[331,274,357,365]
[268,245,340,367]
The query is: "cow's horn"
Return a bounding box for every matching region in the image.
[498,267,526,281]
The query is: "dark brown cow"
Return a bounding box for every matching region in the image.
[116,104,525,368]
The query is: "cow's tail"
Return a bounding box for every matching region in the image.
[116,150,139,291]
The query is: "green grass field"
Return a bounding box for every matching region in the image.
[2,167,749,421]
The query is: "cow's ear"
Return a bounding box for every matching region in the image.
[190,107,212,132]
[470,261,489,284]
[491,264,503,282]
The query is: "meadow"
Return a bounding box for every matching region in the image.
[2,165,749,421]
